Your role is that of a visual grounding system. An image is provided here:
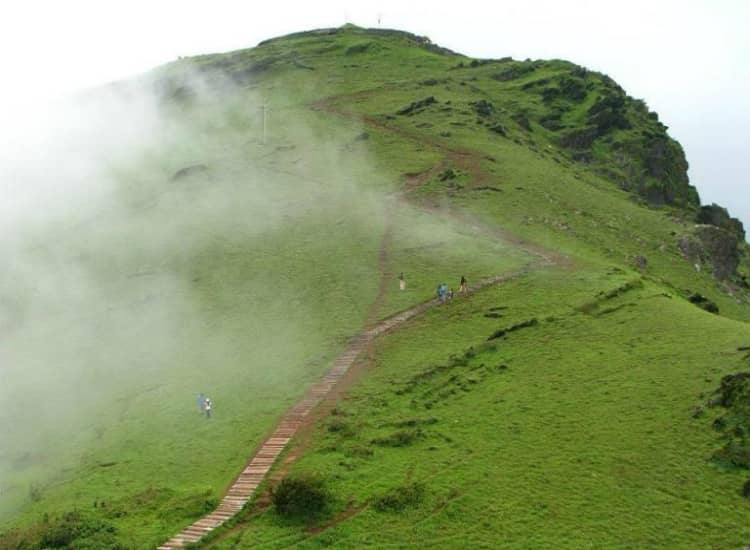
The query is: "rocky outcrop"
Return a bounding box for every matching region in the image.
[697,203,745,241]
[678,225,741,280]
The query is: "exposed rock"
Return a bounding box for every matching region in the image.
[678,226,741,280]
[697,203,745,241]
[695,225,740,280]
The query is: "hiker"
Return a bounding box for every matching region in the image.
[204,398,212,419]
[459,275,467,293]
[438,282,448,303]
[399,272,406,291]
[197,393,205,413]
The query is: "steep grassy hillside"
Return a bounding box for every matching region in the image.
[2,25,749,549]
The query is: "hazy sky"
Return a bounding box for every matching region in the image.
[2,0,748,225]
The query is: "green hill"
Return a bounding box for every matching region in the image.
[1,25,749,549]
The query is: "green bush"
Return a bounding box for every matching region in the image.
[373,482,426,512]
[271,474,330,518]
[371,429,423,447]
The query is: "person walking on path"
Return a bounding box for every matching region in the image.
[197,393,206,413]
[438,282,448,303]
[459,275,468,294]
[204,398,212,419]
[399,272,406,291]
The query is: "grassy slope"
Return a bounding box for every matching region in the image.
[0,31,531,549]
[2,25,749,549]
[218,268,750,549]
[189,27,749,549]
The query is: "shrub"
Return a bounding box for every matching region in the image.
[344,445,374,458]
[712,440,750,469]
[271,474,330,518]
[327,418,354,437]
[36,511,120,549]
[371,429,423,447]
[743,479,750,499]
[373,482,426,512]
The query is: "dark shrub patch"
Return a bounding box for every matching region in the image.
[743,479,750,499]
[438,168,457,181]
[371,429,423,447]
[16,511,122,549]
[487,318,538,341]
[396,96,437,116]
[472,99,495,117]
[712,441,750,469]
[389,417,438,428]
[705,372,750,499]
[512,112,532,131]
[492,64,535,81]
[344,445,374,458]
[328,418,354,437]
[557,76,587,101]
[271,475,330,519]
[559,126,599,149]
[539,116,564,132]
[713,372,750,408]
[489,124,507,136]
[373,482,426,512]
[688,293,719,314]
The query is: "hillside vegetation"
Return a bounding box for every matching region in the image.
[1,25,749,549]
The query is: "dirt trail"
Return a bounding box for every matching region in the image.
[157,93,567,549]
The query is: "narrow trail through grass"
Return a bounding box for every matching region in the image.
[157,100,565,546]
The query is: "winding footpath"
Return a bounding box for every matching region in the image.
[157,92,566,548]
[157,260,551,549]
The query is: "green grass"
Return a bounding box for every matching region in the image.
[2,24,749,549]
[213,267,750,549]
